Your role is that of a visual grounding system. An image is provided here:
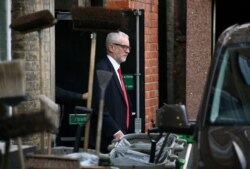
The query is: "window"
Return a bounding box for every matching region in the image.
[209,47,250,125]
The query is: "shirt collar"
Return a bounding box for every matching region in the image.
[107,55,120,71]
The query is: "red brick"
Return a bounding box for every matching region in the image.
[104,0,129,9]
[145,52,157,59]
[145,51,158,59]
[145,75,158,83]
[133,1,143,9]
[145,35,158,43]
[145,66,158,74]
[145,58,158,67]
[145,98,154,106]
[152,5,158,13]
[145,83,156,91]
[145,12,158,20]
[144,4,151,11]
[145,83,158,91]
[145,43,158,51]
[151,20,158,28]
[145,27,158,35]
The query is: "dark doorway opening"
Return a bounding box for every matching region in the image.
[158,0,187,106]
[55,9,145,146]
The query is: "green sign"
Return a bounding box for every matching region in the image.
[123,74,134,90]
[69,114,87,125]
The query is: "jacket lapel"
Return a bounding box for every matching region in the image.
[104,57,126,101]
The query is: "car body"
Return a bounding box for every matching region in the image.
[157,23,250,169]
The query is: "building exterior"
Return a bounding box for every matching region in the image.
[1,0,213,146]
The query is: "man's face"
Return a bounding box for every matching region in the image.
[110,37,130,64]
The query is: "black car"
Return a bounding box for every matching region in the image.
[157,23,250,169]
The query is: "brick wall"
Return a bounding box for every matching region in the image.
[11,0,55,146]
[105,0,159,130]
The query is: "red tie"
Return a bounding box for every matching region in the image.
[117,67,130,129]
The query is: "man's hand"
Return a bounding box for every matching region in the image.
[113,130,124,140]
[82,92,88,100]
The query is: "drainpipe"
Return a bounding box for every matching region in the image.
[166,0,175,103]
[134,9,142,133]
[0,0,12,118]
[0,0,11,61]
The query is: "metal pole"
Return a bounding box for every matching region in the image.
[134,9,142,133]
[0,0,12,116]
[0,0,11,61]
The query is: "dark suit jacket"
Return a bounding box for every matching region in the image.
[55,87,86,146]
[88,56,132,153]
[56,87,85,105]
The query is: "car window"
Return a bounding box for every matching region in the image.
[238,54,250,85]
[209,47,250,125]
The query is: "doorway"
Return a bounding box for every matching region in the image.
[55,9,145,146]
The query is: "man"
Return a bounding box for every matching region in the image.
[56,87,88,105]
[55,87,88,146]
[88,31,132,153]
